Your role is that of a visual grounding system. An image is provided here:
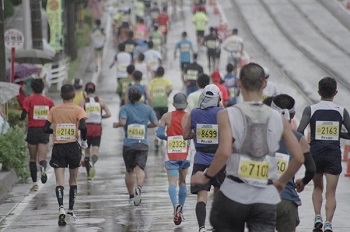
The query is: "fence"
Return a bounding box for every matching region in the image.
[45,59,69,90]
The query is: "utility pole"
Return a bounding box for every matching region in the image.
[23,0,32,49]
[30,0,43,50]
[0,0,6,82]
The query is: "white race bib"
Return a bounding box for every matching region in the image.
[33,105,49,120]
[315,121,339,140]
[127,124,146,140]
[275,152,289,178]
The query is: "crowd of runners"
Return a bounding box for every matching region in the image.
[18,0,350,231]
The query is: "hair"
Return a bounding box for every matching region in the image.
[127,64,135,75]
[272,94,296,119]
[193,53,198,60]
[226,63,235,73]
[138,53,145,61]
[61,84,75,100]
[197,73,210,88]
[318,77,337,98]
[95,19,101,26]
[209,27,215,33]
[156,66,165,77]
[31,79,44,94]
[182,31,187,38]
[133,70,143,81]
[118,43,125,52]
[233,28,238,34]
[239,63,265,92]
[148,40,154,49]
[153,24,159,31]
[128,86,142,103]
[262,96,274,106]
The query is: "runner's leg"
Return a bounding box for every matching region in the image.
[312,173,324,216]
[324,173,339,222]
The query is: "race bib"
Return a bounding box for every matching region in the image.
[196,124,218,144]
[275,152,289,177]
[125,44,135,53]
[186,70,199,80]
[152,37,161,46]
[33,105,49,120]
[85,102,101,114]
[118,64,127,72]
[315,121,339,140]
[151,11,159,19]
[148,60,158,69]
[127,124,145,140]
[207,40,216,49]
[152,86,166,97]
[238,156,269,181]
[56,123,76,141]
[229,87,235,97]
[167,136,187,153]
[180,44,190,52]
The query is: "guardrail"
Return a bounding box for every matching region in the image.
[45,59,69,90]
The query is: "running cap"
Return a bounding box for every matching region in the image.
[73,78,83,89]
[85,82,96,93]
[197,84,221,109]
[263,67,270,79]
[173,93,188,110]
[211,71,221,82]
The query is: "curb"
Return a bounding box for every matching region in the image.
[0,169,18,202]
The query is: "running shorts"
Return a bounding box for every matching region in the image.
[26,127,50,145]
[50,142,82,169]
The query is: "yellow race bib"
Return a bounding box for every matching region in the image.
[315,121,339,140]
[196,124,218,144]
[168,136,187,153]
[56,123,76,141]
[33,105,49,120]
[127,124,146,140]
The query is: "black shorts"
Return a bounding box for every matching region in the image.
[180,62,190,72]
[50,142,82,169]
[196,30,204,38]
[191,163,226,194]
[88,136,101,147]
[26,127,50,144]
[123,144,148,172]
[154,107,168,120]
[312,153,342,175]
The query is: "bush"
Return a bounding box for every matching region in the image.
[4,0,14,19]
[0,125,29,180]
[11,0,22,6]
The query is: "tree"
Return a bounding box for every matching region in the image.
[66,0,77,60]
[30,0,43,50]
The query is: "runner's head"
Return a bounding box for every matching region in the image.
[153,23,159,31]
[318,77,337,99]
[197,84,221,109]
[239,63,266,92]
[173,93,188,110]
[148,40,154,49]
[209,26,215,33]
[182,31,187,38]
[232,28,238,35]
[193,53,198,62]
[127,64,135,75]
[118,43,125,52]
[211,71,222,83]
[61,84,75,100]
[73,78,83,90]
[263,67,270,79]
[133,70,143,82]
[156,66,165,77]
[95,19,101,27]
[31,78,44,94]
[128,31,134,39]
[128,86,142,104]
[138,53,145,62]
[270,94,296,120]
[197,73,210,89]
[85,82,96,94]
[226,63,236,73]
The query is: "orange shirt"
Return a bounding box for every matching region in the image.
[47,102,87,144]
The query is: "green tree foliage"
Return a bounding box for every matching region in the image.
[4,0,14,19]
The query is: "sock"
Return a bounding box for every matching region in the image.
[39,160,47,170]
[92,154,98,164]
[168,184,177,207]
[129,194,135,199]
[84,157,91,175]
[178,185,187,207]
[55,186,64,207]
[69,185,77,210]
[29,162,37,182]
[196,201,206,228]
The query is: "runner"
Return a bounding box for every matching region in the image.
[191,63,304,231]
[184,53,204,96]
[109,43,132,100]
[113,86,158,206]
[157,6,170,44]
[187,73,210,110]
[262,67,278,100]
[124,70,151,104]
[149,24,164,55]
[134,53,150,83]
[192,7,208,45]
[19,79,55,191]
[224,63,239,106]
[80,82,111,181]
[297,77,350,232]
[221,28,244,68]
[72,79,85,106]
[43,84,88,226]
[183,84,225,232]
[150,2,161,25]
[263,94,316,232]
[133,0,145,22]
[211,71,230,107]
[91,19,106,72]
[203,27,222,72]
[121,31,137,60]
[174,32,195,85]
[144,41,162,77]
[156,93,190,225]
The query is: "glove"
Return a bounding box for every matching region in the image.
[81,140,88,149]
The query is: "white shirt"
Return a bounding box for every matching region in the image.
[144,49,162,72]
[187,89,203,110]
[135,61,149,82]
[0,115,10,135]
[222,35,243,53]
[263,81,278,98]
[115,51,132,78]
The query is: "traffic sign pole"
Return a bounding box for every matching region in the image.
[11,47,15,83]
[4,29,24,83]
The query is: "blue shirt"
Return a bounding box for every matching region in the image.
[224,73,239,106]
[119,103,157,146]
[191,106,223,165]
[176,39,193,63]
[128,83,147,103]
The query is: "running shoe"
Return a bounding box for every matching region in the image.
[40,166,47,184]
[133,186,142,206]
[199,226,206,232]
[313,215,323,231]
[31,184,39,191]
[324,221,333,232]
[58,207,67,226]
[129,197,135,206]
[88,166,96,179]
[173,204,182,225]
[67,210,76,222]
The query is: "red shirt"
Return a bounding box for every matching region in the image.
[214,83,230,106]
[157,13,169,33]
[23,94,55,127]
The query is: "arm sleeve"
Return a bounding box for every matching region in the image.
[42,121,53,134]
[302,152,316,185]
[79,118,87,140]
[19,110,27,121]
[156,125,167,140]
[297,106,311,135]
[340,109,350,139]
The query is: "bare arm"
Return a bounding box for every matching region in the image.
[100,98,111,119]
[113,118,126,128]
[183,113,194,140]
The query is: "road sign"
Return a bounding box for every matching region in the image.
[4,29,24,49]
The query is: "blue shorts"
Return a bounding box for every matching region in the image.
[165,160,190,170]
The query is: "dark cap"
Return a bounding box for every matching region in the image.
[173,93,188,110]
[85,82,96,93]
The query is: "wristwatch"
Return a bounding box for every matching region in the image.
[203,169,214,180]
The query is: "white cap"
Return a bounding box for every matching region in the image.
[197,84,221,109]
[263,67,270,79]
[202,84,221,97]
